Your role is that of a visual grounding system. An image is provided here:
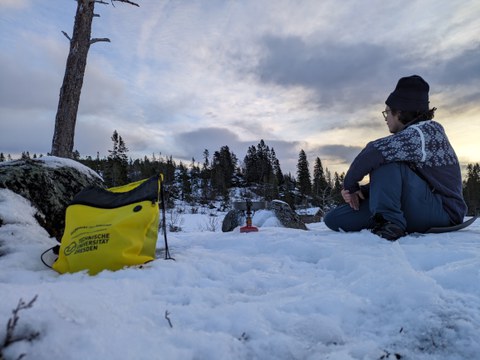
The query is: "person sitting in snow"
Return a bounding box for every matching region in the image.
[324,75,467,241]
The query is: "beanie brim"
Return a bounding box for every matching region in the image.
[385,75,430,112]
[385,94,429,112]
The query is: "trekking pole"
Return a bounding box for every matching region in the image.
[160,181,174,260]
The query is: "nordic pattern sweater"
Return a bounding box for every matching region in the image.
[343,120,467,224]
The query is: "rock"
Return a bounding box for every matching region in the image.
[222,209,244,232]
[299,209,323,224]
[0,157,103,241]
[267,200,308,230]
[223,200,308,231]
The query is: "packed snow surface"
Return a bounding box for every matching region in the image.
[0,189,479,360]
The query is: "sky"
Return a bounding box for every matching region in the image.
[0,157,480,359]
[1,0,480,175]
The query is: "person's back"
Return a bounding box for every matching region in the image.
[324,75,467,240]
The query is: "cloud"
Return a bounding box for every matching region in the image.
[310,144,363,167]
[254,35,407,109]
[78,56,126,115]
[0,50,61,110]
[437,43,480,84]
[174,127,254,164]
[2,0,480,177]
[174,127,302,172]
[0,0,29,10]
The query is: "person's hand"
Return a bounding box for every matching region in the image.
[341,189,365,211]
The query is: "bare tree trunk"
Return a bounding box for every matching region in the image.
[51,0,139,158]
[51,0,95,158]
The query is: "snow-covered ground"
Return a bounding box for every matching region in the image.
[1,188,479,360]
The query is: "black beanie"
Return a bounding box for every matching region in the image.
[385,75,429,112]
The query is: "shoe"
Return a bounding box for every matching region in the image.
[370,214,406,241]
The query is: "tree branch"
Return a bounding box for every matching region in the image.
[61,31,72,41]
[90,38,111,44]
[2,295,39,351]
[112,0,140,7]
[164,311,173,328]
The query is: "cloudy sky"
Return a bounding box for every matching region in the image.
[1,0,479,175]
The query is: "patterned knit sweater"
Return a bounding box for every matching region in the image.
[343,120,467,224]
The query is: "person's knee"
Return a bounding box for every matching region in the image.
[371,162,402,179]
[324,208,340,231]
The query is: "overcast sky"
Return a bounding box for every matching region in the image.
[1,0,479,175]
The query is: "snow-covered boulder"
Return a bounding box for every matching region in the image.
[222,200,307,231]
[0,157,103,241]
[222,209,244,232]
[268,200,308,230]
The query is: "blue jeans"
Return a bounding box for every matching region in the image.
[324,163,451,233]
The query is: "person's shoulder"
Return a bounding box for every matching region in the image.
[414,120,443,129]
[407,120,446,134]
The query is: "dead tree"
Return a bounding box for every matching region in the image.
[51,0,139,158]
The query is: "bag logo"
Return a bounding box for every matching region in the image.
[64,231,111,256]
[64,242,77,256]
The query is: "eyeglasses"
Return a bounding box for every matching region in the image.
[382,110,391,119]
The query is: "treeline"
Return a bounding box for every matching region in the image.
[76,135,347,212]
[1,132,479,215]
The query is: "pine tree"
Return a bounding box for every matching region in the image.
[297,149,311,197]
[331,172,345,205]
[463,163,480,216]
[243,140,276,185]
[177,162,192,202]
[200,149,211,202]
[282,173,297,209]
[244,145,258,183]
[165,155,176,184]
[257,140,274,184]
[271,149,284,186]
[189,157,200,197]
[105,130,129,186]
[312,157,331,200]
[211,146,237,197]
[312,157,338,215]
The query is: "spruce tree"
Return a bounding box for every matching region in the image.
[271,149,284,186]
[177,162,192,202]
[463,163,480,215]
[312,157,329,194]
[297,149,311,197]
[211,146,237,197]
[312,157,334,214]
[105,130,129,186]
[200,149,211,202]
[244,145,258,183]
[243,140,276,185]
[331,172,345,205]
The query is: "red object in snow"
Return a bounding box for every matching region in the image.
[240,226,258,233]
[240,200,257,233]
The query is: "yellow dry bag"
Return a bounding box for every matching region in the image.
[52,175,169,275]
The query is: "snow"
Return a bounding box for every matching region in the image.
[1,190,479,360]
[0,156,101,180]
[38,156,102,180]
